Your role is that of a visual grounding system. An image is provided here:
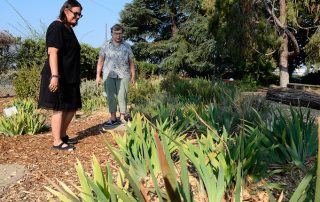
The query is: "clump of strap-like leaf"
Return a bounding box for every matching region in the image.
[0,98,46,136]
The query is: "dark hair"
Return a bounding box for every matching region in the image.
[111,24,124,34]
[59,0,82,23]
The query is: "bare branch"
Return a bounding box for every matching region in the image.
[253,47,277,56]
[263,0,300,57]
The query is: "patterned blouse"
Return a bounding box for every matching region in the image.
[99,40,134,80]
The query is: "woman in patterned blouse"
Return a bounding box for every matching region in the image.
[96,24,136,127]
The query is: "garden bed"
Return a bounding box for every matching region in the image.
[0,95,319,201]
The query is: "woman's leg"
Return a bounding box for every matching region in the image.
[51,110,63,146]
[51,110,75,150]
[105,77,118,121]
[61,111,76,137]
[117,77,130,120]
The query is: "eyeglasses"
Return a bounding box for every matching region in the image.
[68,9,83,18]
[112,32,123,36]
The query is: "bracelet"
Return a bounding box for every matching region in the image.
[51,75,60,79]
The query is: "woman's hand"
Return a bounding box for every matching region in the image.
[49,77,59,92]
[130,77,136,85]
[96,75,102,86]
[47,47,59,92]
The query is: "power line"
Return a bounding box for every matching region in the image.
[85,0,117,14]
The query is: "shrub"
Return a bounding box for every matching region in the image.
[0,98,46,136]
[80,79,106,113]
[80,44,99,80]
[128,78,158,105]
[160,74,240,104]
[13,65,41,100]
[15,38,46,68]
[136,60,159,78]
[14,39,98,80]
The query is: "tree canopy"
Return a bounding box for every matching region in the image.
[120,0,216,76]
[204,0,320,85]
[120,0,320,85]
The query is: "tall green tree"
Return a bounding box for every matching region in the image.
[204,0,320,86]
[262,0,320,87]
[203,0,279,82]
[120,0,216,76]
[120,0,183,43]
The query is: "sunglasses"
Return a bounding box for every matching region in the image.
[68,9,83,18]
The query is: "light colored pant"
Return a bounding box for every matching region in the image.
[104,77,130,114]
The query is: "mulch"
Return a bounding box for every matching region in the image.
[0,97,122,201]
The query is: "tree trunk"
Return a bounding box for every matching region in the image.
[280,34,289,87]
[266,88,320,109]
[170,0,178,37]
[279,0,289,87]
[262,0,300,87]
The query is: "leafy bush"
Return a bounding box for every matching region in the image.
[0,99,46,136]
[128,78,158,105]
[80,44,99,80]
[45,156,118,201]
[112,113,186,177]
[14,38,99,80]
[160,74,240,104]
[15,38,46,68]
[136,60,159,78]
[80,79,106,113]
[13,65,41,100]
[233,76,259,92]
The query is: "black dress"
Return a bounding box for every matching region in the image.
[38,21,82,111]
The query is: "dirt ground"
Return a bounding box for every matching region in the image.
[0,97,124,201]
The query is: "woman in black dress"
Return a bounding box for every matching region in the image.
[38,0,83,151]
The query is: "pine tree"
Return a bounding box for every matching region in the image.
[204,0,320,86]
[120,0,215,76]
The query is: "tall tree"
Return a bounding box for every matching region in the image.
[204,0,320,86]
[120,0,186,43]
[120,0,215,76]
[263,0,299,87]
[203,0,279,82]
